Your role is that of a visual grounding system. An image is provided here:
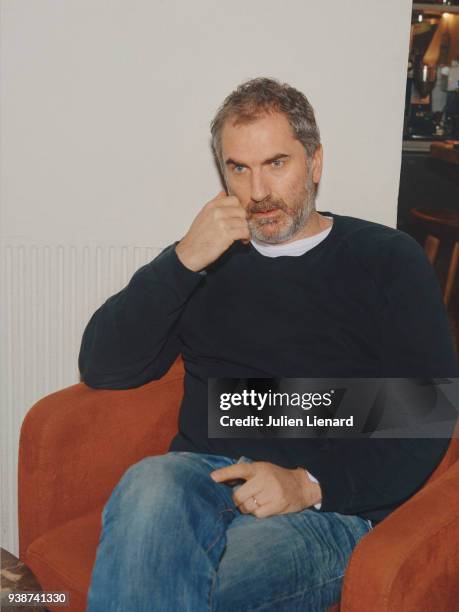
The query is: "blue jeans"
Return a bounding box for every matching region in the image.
[87,451,373,611]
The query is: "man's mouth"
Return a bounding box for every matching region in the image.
[252,208,281,217]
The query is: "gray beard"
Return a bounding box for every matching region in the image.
[249,174,316,245]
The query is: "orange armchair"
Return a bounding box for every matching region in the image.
[19,357,459,611]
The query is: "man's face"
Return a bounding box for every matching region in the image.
[221,111,322,244]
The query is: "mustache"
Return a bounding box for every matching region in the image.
[248,197,286,215]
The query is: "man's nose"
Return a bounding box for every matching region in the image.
[250,170,270,203]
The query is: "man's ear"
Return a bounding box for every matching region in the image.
[311,144,323,184]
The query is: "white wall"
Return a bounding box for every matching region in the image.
[1,0,412,555]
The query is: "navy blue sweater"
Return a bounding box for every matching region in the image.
[79,212,459,523]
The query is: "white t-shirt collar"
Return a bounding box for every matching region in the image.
[250,216,333,258]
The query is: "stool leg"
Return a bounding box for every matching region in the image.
[444,242,459,308]
[424,234,440,265]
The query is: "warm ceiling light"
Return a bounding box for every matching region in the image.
[418,13,423,22]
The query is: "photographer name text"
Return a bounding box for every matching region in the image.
[219,414,354,428]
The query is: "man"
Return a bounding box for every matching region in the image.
[81,78,458,611]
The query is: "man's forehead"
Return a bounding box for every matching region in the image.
[221,111,299,159]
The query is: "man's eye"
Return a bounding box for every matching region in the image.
[271,159,284,168]
[234,165,246,174]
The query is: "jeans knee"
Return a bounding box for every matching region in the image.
[104,453,204,522]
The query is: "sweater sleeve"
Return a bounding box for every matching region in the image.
[305,231,458,522]
[305,437,451,522]
[78,242,204,389]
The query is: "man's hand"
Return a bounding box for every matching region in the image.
[175,191,250,272]
[210,461,322,518]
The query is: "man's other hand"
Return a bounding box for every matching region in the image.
[210,461,322,518]
[175,191,250,272]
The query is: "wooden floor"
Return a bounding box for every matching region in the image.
[1,547,46,612]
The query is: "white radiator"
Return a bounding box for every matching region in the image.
[0,243,162,555]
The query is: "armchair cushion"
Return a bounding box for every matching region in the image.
[25,508,103,612]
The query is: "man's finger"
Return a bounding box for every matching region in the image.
[232,482,264,507]
[215,207,248,220]
[210,463,252,483]
[216,194,244,208]
[252,504,274,519]
[206,190,228,207]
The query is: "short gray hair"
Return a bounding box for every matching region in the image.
[210,77,321,169]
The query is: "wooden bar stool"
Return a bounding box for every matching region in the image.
[409,208,459,308]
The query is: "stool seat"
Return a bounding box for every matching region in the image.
[410,208,459,236]
[410,207,459,308]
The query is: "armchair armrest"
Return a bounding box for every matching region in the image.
[19,357,184,559]
[340,459,459,611]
